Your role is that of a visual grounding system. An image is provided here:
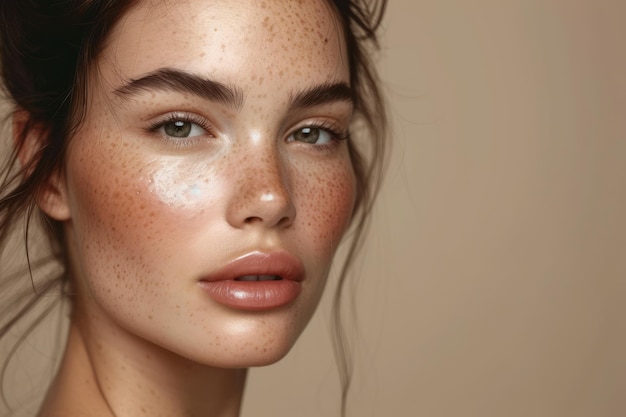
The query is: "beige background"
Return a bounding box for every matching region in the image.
[243,1,626,416]
[2,1,625,416]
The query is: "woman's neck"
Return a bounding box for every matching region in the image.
[38,322,247,417]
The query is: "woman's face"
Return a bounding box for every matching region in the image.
[56,0,355,367]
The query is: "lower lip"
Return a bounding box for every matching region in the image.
[198,280,302,311]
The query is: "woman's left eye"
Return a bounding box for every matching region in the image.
[288,127,334,145]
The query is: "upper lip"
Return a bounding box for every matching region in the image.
[199,251,305,282]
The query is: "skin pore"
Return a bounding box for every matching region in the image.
[35,1,356,416]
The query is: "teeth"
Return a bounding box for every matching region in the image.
[235,275,282,281]
[259,275,279,281]
[236,275,258,281]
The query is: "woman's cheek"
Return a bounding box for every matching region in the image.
[65,139,216,303]
[291,155,356,258]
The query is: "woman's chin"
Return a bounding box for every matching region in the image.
[221,349,293,369]
[150,317,305,369]
[181,337,297,369]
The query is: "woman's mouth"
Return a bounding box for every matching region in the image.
[198,252,304,311]
[234,275,283,281]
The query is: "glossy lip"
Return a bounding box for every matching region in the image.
[198,251,305,311]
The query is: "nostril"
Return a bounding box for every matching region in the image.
[243,215,292,227]
[275,216,292,228]
[244,216,263,224]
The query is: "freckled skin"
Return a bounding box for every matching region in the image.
[40,1,356,416]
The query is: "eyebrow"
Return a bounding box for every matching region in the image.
[289,82,355,111]
[113,67,354,111]
[113,68,245,109]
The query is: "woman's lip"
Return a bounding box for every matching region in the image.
[198,251,305,283]
[197,251,304,311]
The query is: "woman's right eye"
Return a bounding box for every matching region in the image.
[160,120,207,138]
[148,113,213,142]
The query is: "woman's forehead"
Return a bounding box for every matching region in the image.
[100,0,349,93]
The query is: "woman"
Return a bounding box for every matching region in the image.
[0,0,387,416]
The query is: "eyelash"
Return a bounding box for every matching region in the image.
[289,121,350,148]
[146,112,214,148]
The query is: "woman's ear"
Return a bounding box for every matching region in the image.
[12,110,71,221]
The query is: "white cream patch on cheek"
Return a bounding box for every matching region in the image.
[147,160,213,209]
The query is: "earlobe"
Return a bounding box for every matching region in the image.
[12,110,71,221]
[36,171,71,222]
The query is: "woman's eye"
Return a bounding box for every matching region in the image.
[162,120,206,138]
[156,119,208,138]
[289,127,332,145]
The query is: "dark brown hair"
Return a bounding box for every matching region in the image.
[0,0,388,415]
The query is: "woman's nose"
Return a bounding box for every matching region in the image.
[225,147,296,230]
